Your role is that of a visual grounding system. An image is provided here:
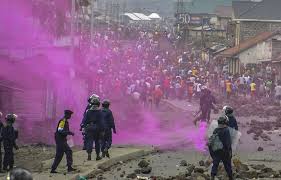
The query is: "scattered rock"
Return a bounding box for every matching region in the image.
[194,167,205,174]
[186,164,195,173]
[179,160,187,166]
[258,147,264,151]
[134,169,141,174]
[251,164,266,170]
[261,167,274,173]
[204,160,211,168]
[97,175,103,180]
[117,167,121,171]
[126,173,137,179]
[141,166,152,174]
[199,160,205,167]
[138,160,150,168]
[175,172,187,180]
[239,171,258,179]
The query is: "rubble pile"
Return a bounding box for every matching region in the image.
[128,159,281,180]
[233,103,281,117]
[213,92,281,118]
[247,119,281,141]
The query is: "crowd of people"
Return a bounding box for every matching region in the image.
[217,71,281,101]
[76,23,281,114]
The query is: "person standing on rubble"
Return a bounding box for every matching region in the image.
[275,81,281,106]
[193,88,216,125]
[208,116,233,180]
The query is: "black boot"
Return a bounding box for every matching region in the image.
[96,155,102,161]
[67,167,77,172]
[50,169,58,173]
[102,151,106,158]
[105,150,110,158]
[87,153,91,161]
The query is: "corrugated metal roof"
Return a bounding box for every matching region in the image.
[133,13,151,21]
[214,5,232,17]
[148,13,161,19]
[219,31,280,57]
[233,0,281,20]
[124,13,141,21]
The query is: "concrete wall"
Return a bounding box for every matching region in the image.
[240,21,281,42]
[272,39,281,60]
[238,40,272,65]
[237,34,281,65]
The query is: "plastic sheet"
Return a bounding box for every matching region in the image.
[67,137,74,147]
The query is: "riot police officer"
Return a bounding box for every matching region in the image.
[223,106,238,130]
[83,99,104,161]
[2,114,18,171]
[80,94,100,150]
[101,100,116,158]
[51,110,76,173]
[0,112,4,172]
[209,116,233,180]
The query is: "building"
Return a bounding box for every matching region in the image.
[231,0,281,45]
[214,5,232,31]
[217,31,281,75]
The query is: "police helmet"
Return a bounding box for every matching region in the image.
[102,100,110,106]
[91,98,100,106]
[88,94,100,104]
[5,114,17,123]
[224,106,233,115]
[217,116,227,125]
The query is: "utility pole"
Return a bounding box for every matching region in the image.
[70,0,76,78]
[201,16,204,48]
[90,0,95,45]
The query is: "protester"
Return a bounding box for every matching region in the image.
[225,80,232,100]
[275,81,281,105]
[250,80,256,100]
[193,88,216,125]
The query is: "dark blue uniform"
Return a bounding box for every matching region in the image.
[227,115,238,131]
[81,104,92,149]
[195,90,216,124]
[2,124,18,170]
[101,108,116,152]
[210,127,233,179]
[83,107,104,156]
[0,122,4,171]
[51,118,73,171]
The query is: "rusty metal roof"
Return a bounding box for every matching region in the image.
[218,31,280,58]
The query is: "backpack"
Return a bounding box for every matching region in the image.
[208,130,223,152]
